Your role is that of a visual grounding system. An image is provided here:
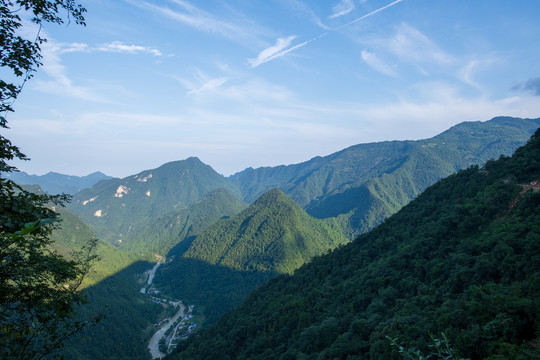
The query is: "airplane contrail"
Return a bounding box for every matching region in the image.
[335,0,405,31]
[251,0,405,68]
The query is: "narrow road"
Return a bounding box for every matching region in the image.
[147,258,162,285]
[148,302,186,359]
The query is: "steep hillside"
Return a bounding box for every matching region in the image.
[49,207,133,287]
[62,262,163,360]
[155,189,349,324]
[6,171,112,194]
[120,188,248,257]
[184,188,348,274]
[69,157,240,244]
[231,116,540,236]
[170,129,540,359]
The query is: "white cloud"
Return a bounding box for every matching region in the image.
[329,0,355,19]
[248,36,297,68]
[387,23,454,66]
[59,43,90,54]
[96,41,163,56]
[361,50,396,76]
[133,0,264,44]
[248,0,404,68]
[279,0,331,30]
[32,41,107,102]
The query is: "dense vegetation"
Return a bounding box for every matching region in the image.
[169,129,540,359]
[231,117,540,237]
[13,117,533,359]
[0,2,95,358]
[50,207,134,286]
[121,188,247,257]
[184,189,349,274]
[155,189,349,325]
[62,262,162,360]
[69,157,241,244]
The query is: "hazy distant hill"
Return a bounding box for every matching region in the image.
[155,188,349,324]
[170,128,540,360]
[120,188,248,257]
[6,171,112,194]
[230,116,540,236]
[69,157,240,244]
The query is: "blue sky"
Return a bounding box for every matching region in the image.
[6,0,540,177]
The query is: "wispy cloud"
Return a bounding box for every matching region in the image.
[31,38,162,101]
[387,23,454,66]
[512,77,540,96]
[186,76,229,95]
[96,41,163,56]
[279,0,331,30]
[248,36,297,68]
[329,0,355,19]
[131,0,264,44]
[59,43,90,54]
[248,0,405,68]
[58,41,163,56]
[334,0,405,31]
[32,40,107,102]
[361,50,396,76]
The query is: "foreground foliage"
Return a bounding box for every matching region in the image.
[0,179,97,359]
[0,1,98,358]
[170,129,540,359]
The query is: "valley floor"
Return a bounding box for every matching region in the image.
[140,258,195,359]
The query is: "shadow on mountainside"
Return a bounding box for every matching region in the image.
[154,255,275,327]
[61,261,163,360]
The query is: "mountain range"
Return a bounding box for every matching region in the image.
[154,188,349,324]
[168,125,540,360]
[68,157,240,244]
[230,116,540,236]
[61,117,540,248]
[6,170,112,194]
[11,116,539,359]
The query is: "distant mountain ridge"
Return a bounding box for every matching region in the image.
[6,171,112,194]
[230,116,540,236]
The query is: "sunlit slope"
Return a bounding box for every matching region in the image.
[49,207,133,287]
[120,187,248,257]
[183,188,349,274]
[155,189,349,324]
[231,116,540,236]
[69,157,240,244]
[171,129,540,360]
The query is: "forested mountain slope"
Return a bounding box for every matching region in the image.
[155,189,349,324]
[120,188,247,257]
[69,157,240,244]
[231,116,540,236]
[170,129,540,360]
[62,262,162,360]
[50,207,133,286]
[183,188,348,274]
